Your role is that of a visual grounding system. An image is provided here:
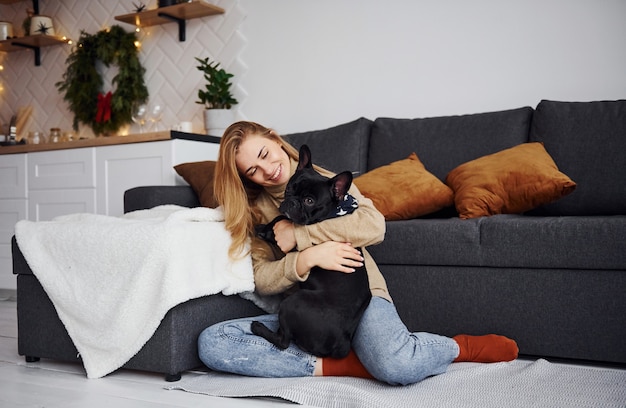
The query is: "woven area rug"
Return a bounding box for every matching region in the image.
[167,359,626,407]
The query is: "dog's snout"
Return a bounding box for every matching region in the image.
[279,199,298,214]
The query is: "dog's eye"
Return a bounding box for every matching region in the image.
[304,197,315,206]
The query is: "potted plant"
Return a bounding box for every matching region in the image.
[195,56,238,136]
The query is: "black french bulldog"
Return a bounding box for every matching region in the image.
[251,145,372,359]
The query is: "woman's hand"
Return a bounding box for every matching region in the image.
[296,241,364,278]
[273,219,297,253]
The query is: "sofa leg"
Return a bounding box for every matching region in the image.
[25,356,40,363]
[165,372,182,382]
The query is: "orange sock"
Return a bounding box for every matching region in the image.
[322,350,374,379]
[453,334,519,363]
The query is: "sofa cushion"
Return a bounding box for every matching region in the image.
[367,218,483,266]
[529,99,626,215]
[445,142,576,219]
[282,117,372,176]
[368,107,533,181]
[174,161,218,208]
[479,214,626,270]
[368,214,626,271]
[353,152,454,220]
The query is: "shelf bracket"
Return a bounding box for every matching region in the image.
[10,41,41,66]
[157,12,187,42]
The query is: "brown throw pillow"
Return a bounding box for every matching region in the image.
[445,142,576,219]
[173,161,219,208]
[354,152,454,220]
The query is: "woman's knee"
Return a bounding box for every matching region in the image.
[356,333,456,385]
[197,324,223,368]
[197,315,274,371]
[365,351,427,385]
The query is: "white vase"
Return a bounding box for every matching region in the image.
[30,15,54,36]
[0,22,13,40]
[203,109,235,137]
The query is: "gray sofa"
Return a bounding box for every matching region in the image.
[13,99,626,381]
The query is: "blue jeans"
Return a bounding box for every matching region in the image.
[198,296,459,385]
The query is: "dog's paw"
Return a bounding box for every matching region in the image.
[250,321,266,335]
[251,321,291,350]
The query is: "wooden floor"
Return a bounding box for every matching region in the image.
[0,291,291,407]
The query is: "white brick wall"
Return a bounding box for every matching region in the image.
[0,0,246,138]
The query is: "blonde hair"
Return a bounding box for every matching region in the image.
[214,121,299,260]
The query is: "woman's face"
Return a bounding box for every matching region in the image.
[236,134,292,187]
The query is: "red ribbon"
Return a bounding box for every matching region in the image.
[95,91,112,123]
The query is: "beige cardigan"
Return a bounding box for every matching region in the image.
[250,158,392,302]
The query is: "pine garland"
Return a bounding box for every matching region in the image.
[56,25,149,135]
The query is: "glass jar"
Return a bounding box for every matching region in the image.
[62,131,76,142]
[49,127,61,143]
[28,131,41,144]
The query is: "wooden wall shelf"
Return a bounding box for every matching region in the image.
[0,1,59,65]
[0,34,68,66]
[115,1,224,42]
[0,0,39,13]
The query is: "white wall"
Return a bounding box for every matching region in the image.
[1,0,625,137]
[239,0,626,134]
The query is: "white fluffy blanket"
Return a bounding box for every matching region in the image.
[14,205,254,379]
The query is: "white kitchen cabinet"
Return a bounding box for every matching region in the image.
[28,189,97,221]
[28,148,97,221]
[96,139,218,216]
[0,154,27,289]
[0,137,219,289]
[0,199,27,290]
[0,153,27,199]
[28,148,96,191]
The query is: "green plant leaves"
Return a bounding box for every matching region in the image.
[194,56,238,109]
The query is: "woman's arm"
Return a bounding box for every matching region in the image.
[251,239,365,296]
[251,246,303,296]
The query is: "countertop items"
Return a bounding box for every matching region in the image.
[0,130,220,155]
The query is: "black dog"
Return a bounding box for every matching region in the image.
[251,145,371,359]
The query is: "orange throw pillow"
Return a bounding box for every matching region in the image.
[354,153,454,220]
[174,161,219,208]
[445,142,576,219]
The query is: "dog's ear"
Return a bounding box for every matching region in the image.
[330,171,353,200]
[297,145,313,170]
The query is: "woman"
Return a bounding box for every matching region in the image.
[198,121,518,385]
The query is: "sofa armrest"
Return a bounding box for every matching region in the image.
[124,186,201,213]
[11,236,30,276]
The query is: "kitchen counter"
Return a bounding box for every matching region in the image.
[0,131,221,155]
